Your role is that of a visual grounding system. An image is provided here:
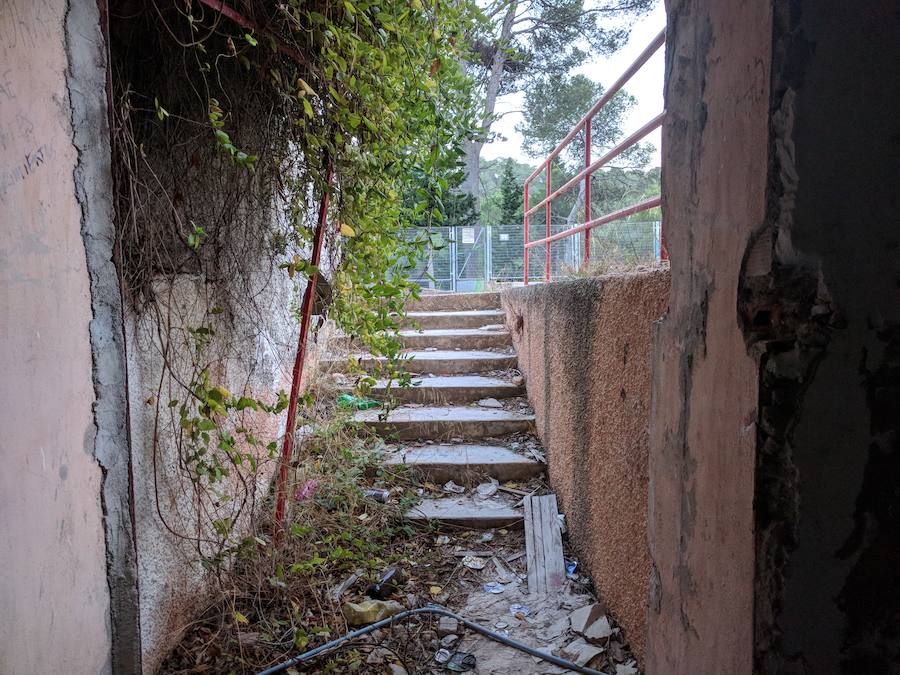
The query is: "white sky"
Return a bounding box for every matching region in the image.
[481,2,665,168]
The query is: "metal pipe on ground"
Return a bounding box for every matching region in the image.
[257,604,608,675]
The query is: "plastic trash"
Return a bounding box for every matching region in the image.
[365,566,403,600]
[447,651,477,672]
[364,488,390,503]
[434,648,453,664]
[475,479,499,499]
[336,393,380,410]
[509,604,531,619]
[483,581,505,594]
[341,599,404,626]
[442,480,466,494]
[461,555,487,570]
[566,559,578,579]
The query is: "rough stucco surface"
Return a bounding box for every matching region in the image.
[0,0,112,672]
[646,1,771,672]
[126,274,322,672]
[501,268,670,663]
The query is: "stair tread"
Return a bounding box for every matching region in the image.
[355,405,534,424]
[385,443,540,467]
[373,375,520,390]
[406,496,523,527]
[406,309,504,318]
[399,328,509,337]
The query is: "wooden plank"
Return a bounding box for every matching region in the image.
[524,494,565,597]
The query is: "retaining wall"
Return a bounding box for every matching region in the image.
[500,267,670,662]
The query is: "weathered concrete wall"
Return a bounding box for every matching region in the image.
[501,268,670,662]
[0,0,114,671]
[647,1,771,671]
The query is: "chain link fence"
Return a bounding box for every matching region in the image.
[404,220,661,290]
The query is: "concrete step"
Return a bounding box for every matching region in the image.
[370,375,523,404]
[408,292,501,313]
[403,309,506,330]
[332,328,511,352]
[355,405,535,440]
[398,328,511,350]
[405,496,523,529]
[323,350,517,375]
[385,444,542,484]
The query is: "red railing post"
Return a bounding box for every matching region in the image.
[523,182,530,284]
[583,117,592,267]
[273,161,333,539]
[545,162,552,281]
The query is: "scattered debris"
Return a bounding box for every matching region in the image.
[616,662,639,675]
[511,374,525,386]
[476,397,504,408]
[328,569,363,602]
[565,559,578,578]
[584,615,613,642]
[437,616,459,637]
[364,488,390,503]
[341,599,404,626]
[509,603,531,619]
[442,480,466,494]
[461,555,487,570]
[440,634,460,648]
[294,479,318,501]
[435,534,451,545]
[446,651,477,672]
[434,648,453,664]
[366,566,404,600]
[483,581,505,594]
[475,478,499,499]
[560,638,605,667]
[479,531,495,543]
[336,393,380,410]
[569,603,606,635]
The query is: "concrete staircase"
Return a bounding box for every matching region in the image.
[324,292,543,529]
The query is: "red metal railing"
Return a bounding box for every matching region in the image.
[523,28,666,284]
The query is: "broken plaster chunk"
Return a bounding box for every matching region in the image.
[559,638,605,666]
[476,397,504,408]
[583,615,613,642]
[437,616,459,637]
[568,603,607,635]
[615,663,639,675]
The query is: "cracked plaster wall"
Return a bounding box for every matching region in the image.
[0,0,115,672]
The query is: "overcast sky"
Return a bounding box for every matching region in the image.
[482,2,665,168]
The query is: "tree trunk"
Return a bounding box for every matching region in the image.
[462,1,518,212]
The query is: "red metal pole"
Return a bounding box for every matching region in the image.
[545,162,552,282]
[273,161,334,538]
[583,117,592,267]
[523,182,530,285]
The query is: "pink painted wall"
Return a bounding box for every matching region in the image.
[646,0,771,671]
[0,1,112,672]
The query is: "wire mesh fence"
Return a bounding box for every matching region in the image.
[403,219,661,290]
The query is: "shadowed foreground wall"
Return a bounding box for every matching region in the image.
[501,268,670,662]
[652,0,900,672]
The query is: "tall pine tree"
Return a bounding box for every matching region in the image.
[499,159,522,224]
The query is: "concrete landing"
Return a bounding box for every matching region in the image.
[404,309,505,330]
[397,328,512,350]
[408,291,501,313]
[405,496,523,529]
[385,444,542,483]
[355,405,535,440]
[371,375,523,403]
